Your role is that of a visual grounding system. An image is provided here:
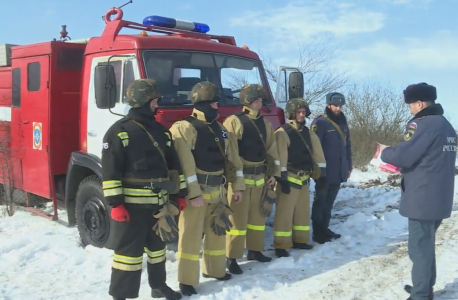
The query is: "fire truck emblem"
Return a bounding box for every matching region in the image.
[33,122,42,150]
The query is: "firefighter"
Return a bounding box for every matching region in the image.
[169,81,245,296]
[273,98,326,257]
[224,84,281,275]
[101,79,187,300]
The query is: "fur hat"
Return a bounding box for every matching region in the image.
[403,83,437,104]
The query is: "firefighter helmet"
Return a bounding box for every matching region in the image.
[126,79,162,108]
[190,81,219,104]
[285,98,311,119]
[239,84,265,106]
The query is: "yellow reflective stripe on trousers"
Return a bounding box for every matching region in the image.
[103,180,122,189]
[112,253,143,272]
[124,196,165,205]
[293,225,310,231]
[246,224,265,231]
[273,230,293,237]
[145,247,166,264]
[203,249,226,256]
[123,188,168,197]
[226,229,247,236]
[244,178,265,186]
[287,174,309,186]
[177,252,199,261]
[103,187,123,197]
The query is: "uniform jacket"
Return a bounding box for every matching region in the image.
[223,106,281,188]
[169,109,245,202]
[275,120,326,189]
[311,108,352,183]
[101,108,187,209]
[381,103,456,221]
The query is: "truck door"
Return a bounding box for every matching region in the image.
[86,55,139,157]
[19,55,51,198]
[274,66,304,112]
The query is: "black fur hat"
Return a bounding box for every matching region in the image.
[403,83,437,104]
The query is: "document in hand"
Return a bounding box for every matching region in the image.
[370,143,400,174]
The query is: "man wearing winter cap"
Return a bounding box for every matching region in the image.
[310,92,352,244]
[380,83,456,300]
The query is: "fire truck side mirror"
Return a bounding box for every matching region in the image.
[94,64,117,109]
[288,71,304,100]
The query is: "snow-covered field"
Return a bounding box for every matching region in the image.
[1,165,458,300]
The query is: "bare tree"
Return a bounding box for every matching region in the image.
[342,80,411,167]
[261,37,349,106]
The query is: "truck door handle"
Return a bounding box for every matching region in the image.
[87,130,97,137]
[22,120,29,124]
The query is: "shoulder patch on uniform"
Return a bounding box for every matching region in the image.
[408,122,417,130]
[221,130,228,138]
[404,129,415,141]
[311,124,317,132]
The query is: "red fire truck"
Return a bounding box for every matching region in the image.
[0,4,304,249]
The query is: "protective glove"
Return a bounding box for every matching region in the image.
[210,202,233,236]
[177,198,186,211]
[260,188,276,217]
[152,203,179,241]
[277,179,290,194]
[111,205,130,222]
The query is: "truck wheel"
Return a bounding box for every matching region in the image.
[75,175,114,248]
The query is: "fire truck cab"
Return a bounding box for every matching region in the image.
[0,7,304,249]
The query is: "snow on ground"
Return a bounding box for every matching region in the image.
[1,166,458,300]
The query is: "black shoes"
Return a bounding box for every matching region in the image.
[247,250,272,262]
[151,285,182,300]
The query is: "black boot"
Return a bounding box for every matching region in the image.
[151,285,182,300]
[404,284,434,300]
[179,283,197,296]
[312,231,331,244]
[325,228,341,239]
[275,248,290,258]
[292,242,314,250]
[226,258,243,274]
[202,272,232,281]
[112,297,125,300]
[247,250,272,262]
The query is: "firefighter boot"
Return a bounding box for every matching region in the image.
[226,258,243,274]
[202,272,232,281]
[179,283,197,296]
[404,285,434,300]
[112,298,125,300]
[292,242,314,250]
[151,285,182,300]
[326,228,341,239]
[275,249,290,258]
[247,250,272,262]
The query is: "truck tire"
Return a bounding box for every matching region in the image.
[75,175,117,249]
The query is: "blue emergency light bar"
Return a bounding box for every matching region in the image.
[143,15,210,33]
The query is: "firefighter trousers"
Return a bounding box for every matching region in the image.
[273,183,310,249]
[109,206,167,299]
[177,200,227,286]
[226,183,266,259]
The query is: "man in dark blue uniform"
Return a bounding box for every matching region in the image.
[310,92,352,244]
[380,83,456,300]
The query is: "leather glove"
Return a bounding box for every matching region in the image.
[177,198,186,211]
[260,188,276,217]
[152,203,179,241]
[210,202,233,236]
[111,205,130,222]
[277,179,290,194]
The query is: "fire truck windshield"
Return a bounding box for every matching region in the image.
[142,51,272,107]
